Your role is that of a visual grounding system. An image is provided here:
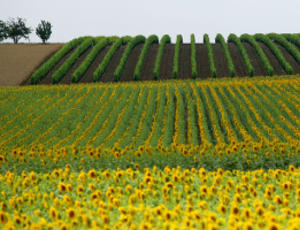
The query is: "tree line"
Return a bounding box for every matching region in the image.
[0,17,52,44]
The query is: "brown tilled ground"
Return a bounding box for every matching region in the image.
[0,44,62,86]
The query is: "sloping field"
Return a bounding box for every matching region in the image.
[1,75,300,230]
[23,33,300,85]
[0,44,62,86]
[0,76,300,229]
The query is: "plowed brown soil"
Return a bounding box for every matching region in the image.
[212,43,230,78]
[60,46,93,84]
[242,42,267,76]
[258,42,285,75]
[159,44,174,80]
[196,44,210,79]
[140,44,159,81]
[100,45,125,82]
[0,44,62,86]
[228,43,248,76]
[179,44,191,79]
[274,43,300,74]
[120,44,143,81]
[80,45,110,83]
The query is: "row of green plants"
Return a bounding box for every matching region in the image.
[133,35,159,80]
[228,34,254,76]
[113,35,145,81]
[240,34,274,76]
[93,38,124,81]
[215,34,236,77]
[30,37,85,84]
[172,35,183,78]
[190,34,198,78]
[283,33,300,48]
[72,38,109,83]
[204,34,217,78]
[254,33,293,74]
[268,33,300,64]
[153,35,171,80]
[52,37,95,84]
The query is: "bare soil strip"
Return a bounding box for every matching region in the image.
[80,46,110,83]
[140,44,159,81]
[120,44,144,81]
[38,47,75,85]
[228,43,248,77]
[100,45,125,82]
[274,43,300,74]
[242,42,267,76]
[212,43,230,78]
[258,42,285,75]
[160,44,175,80]
[60,46,93,84]
[196,44,211,79]
[179,44,192,79]
[0,44,62,86]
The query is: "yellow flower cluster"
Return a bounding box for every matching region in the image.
[0,166,300,230]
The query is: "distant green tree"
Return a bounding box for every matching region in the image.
[6,17,32,44]
[0,20,8,42]
[36,20,52,44]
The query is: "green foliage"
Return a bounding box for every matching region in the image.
[228,33,254,76]
[282,34,300,48]
[0,20,8,42]
[30,37,85,84]
[268,33,300,65]
[72,38,109,83]
[35,20,52,44]
[190,34,198,78]
[133,35,158,81]
[113,35,145,81]
[215,34,236,77]
[240,34,274,76]
[254,33,293,74]
[93,38,123,81]
[204,34,217,78]
[6,17,32,44]
[121,36,132,44]
[153,35,171,80]
[52,37,95,84]
[172,35,183,78]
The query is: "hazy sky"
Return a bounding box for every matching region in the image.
[1,0,300,43]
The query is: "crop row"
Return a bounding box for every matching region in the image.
[2,76,299,151]
[30,34,300,83]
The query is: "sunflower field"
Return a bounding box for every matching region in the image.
[0,75,300,229]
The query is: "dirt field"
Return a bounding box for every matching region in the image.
[0,44,62,86]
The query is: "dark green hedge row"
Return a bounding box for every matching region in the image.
[190,34,198,78]
[172,35,183,78]
[153,35,171,80]
[228,33,254,76]
[254,33,293,74]
[93,38,123,81]
[113,35,146,81]
[282,34,300,48]
[204,34,216,78]
[268,33,300,65]
[215,34,236,77]
[133,35,158,81]
[52,37,95,84]
[30,37,85,84]
[72,38,109,83]
[240,34,274,76]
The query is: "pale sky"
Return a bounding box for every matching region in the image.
[1,0,300,43]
